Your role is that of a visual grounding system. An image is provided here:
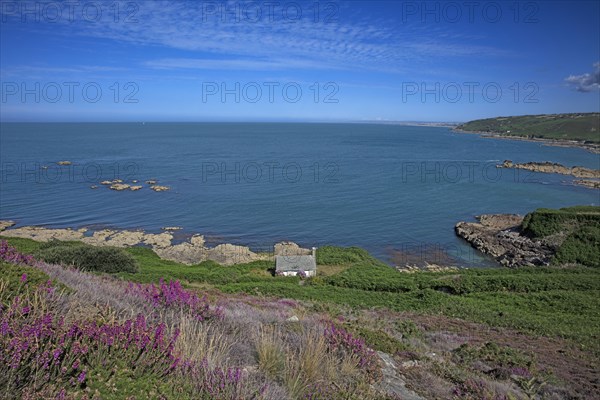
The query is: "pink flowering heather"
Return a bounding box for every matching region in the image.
[180,358,247,398]
[324,323,379,378]
[0,240,35,266]
[1,295,182,393]
[127,278,222,321]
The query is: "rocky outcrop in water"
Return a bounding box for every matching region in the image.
[110,183,131,191]
[497,160,600,179]
[150,185,170,192]
[455,214,553,268]
[96,179,167,192]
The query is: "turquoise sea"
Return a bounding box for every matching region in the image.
[1,123,598,266]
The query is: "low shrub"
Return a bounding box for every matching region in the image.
[453,342,533,372]
[36,241,138,274]
[554,226,600,267]
[521,206,600,238]
[316,246,380,266]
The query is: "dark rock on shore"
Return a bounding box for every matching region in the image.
[455,214,553,268]
[574,179,600,189]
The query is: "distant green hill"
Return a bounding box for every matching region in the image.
[456,113,600,143]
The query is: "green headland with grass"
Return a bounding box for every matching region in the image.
[456,113,600,143]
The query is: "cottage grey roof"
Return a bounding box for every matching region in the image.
[275,255,316,271]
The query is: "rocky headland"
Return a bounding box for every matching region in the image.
[0,221,311,266]
[455,214,553,268]
[497,160,600,188]
[497,160,600,178]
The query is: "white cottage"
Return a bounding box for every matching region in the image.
[275,247,317,277]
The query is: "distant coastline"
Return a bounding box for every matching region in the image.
[356,120,460,128]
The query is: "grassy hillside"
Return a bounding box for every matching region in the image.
[522,205,600,267]
[4,236,599,353]
[456,113,600,143]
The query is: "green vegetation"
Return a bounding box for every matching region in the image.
[3,235,600,356]
[35,240,139,273]
[0,261,55,302]
[522,206,600,267]
[453,341,534,371]
[456,113,600,143]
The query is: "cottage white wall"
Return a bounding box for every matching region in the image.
[281,271,316,277]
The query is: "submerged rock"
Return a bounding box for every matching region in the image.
[150,185,170,192]
[162,226,183,231]
[130,185,143,191]
[57,161,72,165]
[110,183,130,191]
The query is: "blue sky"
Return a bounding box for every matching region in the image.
[0,0,599,122]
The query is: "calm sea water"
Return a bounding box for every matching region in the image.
[1,123,598,266]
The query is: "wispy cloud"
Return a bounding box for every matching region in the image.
[565,62,600,92]
[0,65,130,80]
[144,57,340,71]
[1,1,508,74]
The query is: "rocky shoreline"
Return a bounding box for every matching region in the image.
[0,221,312,266]
[455,214,553,268]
